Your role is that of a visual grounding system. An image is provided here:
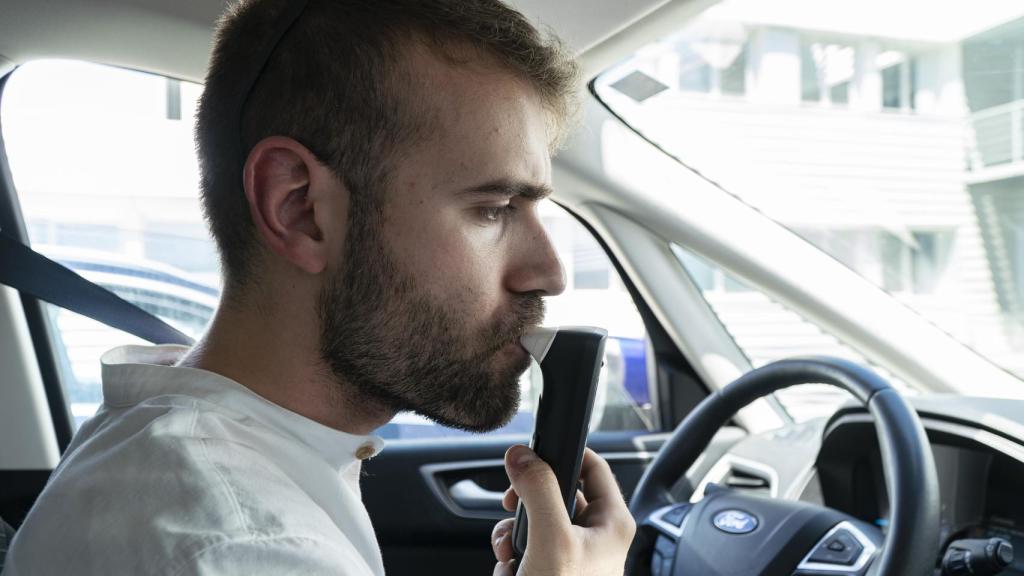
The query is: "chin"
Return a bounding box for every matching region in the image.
[431,377,522,433]
[411,346,531,433]
[454,391,521,433]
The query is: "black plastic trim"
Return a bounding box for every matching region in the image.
[0,68,74,451]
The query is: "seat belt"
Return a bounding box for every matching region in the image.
[0,231,194,346]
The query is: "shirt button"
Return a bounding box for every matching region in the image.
[355,443,377,460]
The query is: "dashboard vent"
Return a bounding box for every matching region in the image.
[723,467,772,496]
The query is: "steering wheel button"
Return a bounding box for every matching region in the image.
[808,530,863,565]
[662,505,689,527]
[655,536,676,557]
[651,551,665,576]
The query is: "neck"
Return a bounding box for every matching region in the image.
[177,291,395,435]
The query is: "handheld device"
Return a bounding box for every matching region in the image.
[512,326,608,560]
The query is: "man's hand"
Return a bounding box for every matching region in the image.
[491,446,635,576]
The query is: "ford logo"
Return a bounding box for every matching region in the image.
[713,510,758,534]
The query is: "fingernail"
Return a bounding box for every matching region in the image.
[507,445,537,470]
[493,524,510,542]
[494,534,506,548]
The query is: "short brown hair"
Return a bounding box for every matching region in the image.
[196,0,579,289]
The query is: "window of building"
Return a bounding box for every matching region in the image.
[678,43,712,93]
[881,64,901,108]
[963,27,1024,112]
[720,46,747,95]
[673,248,752,293]
[798,228,954,295]
[667,15,748,97]
[674,41,748,96]
[802,41,855,107]
[963,24,1024,169]
[909,231,954,293]
[879,51,916,111]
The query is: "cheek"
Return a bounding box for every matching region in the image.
[430,237,504,315]
[385,212,505,313]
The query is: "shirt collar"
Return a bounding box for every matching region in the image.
[101,344,385,472]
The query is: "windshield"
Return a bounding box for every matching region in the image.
[595,0,1024,382]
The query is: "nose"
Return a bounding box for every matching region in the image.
[506,213,566,297]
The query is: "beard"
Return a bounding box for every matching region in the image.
[317,203,544,432]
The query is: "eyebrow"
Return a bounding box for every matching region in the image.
[462,179,553,201]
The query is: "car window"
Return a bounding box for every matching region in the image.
[672,244,911,422]
[1,60,657,436]
[594,1,1024,385]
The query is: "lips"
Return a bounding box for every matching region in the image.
[465,284,539,347]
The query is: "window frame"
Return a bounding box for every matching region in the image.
[562,202,716,432]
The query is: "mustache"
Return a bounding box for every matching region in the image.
[483,293,546,354]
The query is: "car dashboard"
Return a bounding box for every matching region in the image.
[688,396,1024,575]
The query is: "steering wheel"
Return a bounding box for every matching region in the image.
[626,357,940,576]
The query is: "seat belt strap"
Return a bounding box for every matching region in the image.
[0,231,194,346]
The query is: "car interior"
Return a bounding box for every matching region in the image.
[2,0,1024,575]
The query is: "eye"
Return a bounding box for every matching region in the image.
[480,204,517,223]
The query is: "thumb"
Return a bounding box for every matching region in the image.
[505,445,571,548]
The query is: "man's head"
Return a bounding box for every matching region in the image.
[195,0,577,431]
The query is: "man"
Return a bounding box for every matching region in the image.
[4,0,635,574]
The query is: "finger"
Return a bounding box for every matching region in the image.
[573,489,588,517]
[492,559,516,576]
[574,449,635,537]
[491,518,515,563]
[502,487,519,512]
[578,448,624,504]
[504,445,572,548]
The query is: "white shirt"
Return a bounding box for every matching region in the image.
[4,345,387,576]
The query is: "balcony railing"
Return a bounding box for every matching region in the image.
[970,100,1024,170]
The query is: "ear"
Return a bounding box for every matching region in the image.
[243,136,347,275]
